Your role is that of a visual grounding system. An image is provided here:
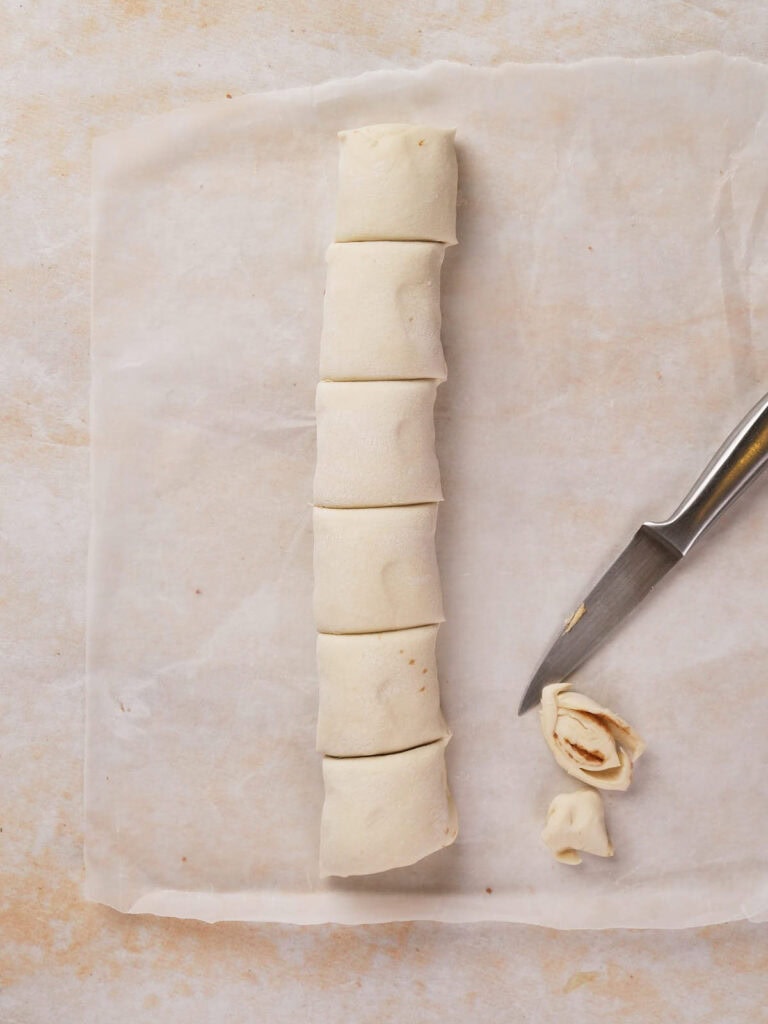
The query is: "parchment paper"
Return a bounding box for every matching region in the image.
[87,55,768,928]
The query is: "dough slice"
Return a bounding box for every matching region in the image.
[314,380,442,509]
[319,737,458,877]
[320,241,447,382]
[335,124,458,244]
[313,505,444,634]
[316,625,449,756]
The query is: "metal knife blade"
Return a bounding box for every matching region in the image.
[517,528,679,714]
[518,389,768,715]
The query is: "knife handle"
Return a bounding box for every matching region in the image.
[643,391,768,556]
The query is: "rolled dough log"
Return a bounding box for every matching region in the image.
[335,124,458,244]
[316,625,449,756]
[314,380,442,508]
[313,504,444,634]
[320,241,446,382]
[319,736,457,877]
[316,123,458,879]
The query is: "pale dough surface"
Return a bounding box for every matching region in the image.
[320,241,447,382]
[314,381,442,508]
[335,124,458,244]
[316,625,448,756]
[313,504,444,634]
[541,790,614,865]
[320,737,457,877]
[8,3,768,1014]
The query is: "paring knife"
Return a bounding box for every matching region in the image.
[518,390,768,715]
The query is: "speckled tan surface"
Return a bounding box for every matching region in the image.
[2,1,768,1019]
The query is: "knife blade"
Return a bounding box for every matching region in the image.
[518,389,768,715]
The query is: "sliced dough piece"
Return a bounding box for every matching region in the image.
[316,625,448,756]
[335,124,458,244]
[541,790,614,865]
[314,381,442,509]
[320,241,447,382]
[313,505,444,634]
[319,737,457,877]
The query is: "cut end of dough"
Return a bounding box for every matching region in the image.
[539,682,644,791]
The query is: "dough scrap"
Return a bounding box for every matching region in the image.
[313,504,444,634]
[335,124,458,244]
[316,625,449,756]
[320,241,447,382]
[314,380,442,508]
[319,736,457,877]
[540,682,645,791]
[542,789,614,865]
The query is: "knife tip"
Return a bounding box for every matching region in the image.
[517,691,539,716]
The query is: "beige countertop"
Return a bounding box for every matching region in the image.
[2,2,767,1019]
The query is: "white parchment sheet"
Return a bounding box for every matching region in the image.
[87,56,768,927]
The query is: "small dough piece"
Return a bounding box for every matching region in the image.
[319,737,457,877]
[335,124,458,244]
[540,682,645,791]
[314,381,442,508]
[316,625,448,756]
[542,790,614,865]
[320,242,447,382]
[313,505,444,634]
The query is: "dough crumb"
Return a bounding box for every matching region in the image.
[542,790,613,865]
[563,602,586,633]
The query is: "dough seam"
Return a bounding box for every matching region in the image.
[322,733,453,761]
